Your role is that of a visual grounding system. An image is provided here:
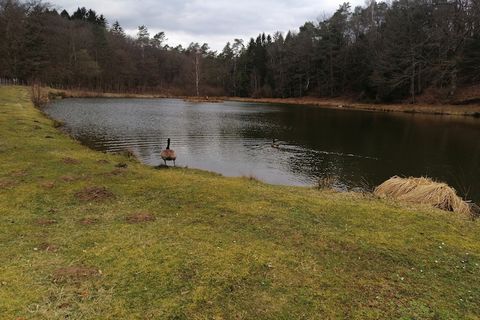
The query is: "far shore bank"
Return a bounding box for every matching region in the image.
[47,87,480,117]
[230,97,480,117]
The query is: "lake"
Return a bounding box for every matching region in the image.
[45,98,480,202]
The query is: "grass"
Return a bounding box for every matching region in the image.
[1,85,480,319]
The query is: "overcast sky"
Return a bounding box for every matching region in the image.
[52,0,366,51]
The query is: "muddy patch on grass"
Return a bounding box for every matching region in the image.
[97,159,110,164]
[115,162,128,168]
[105,168,128,176]
[0,179,16,189]
[62,157,81,165]
[38,242,59,252]
[52,266,100,283]
[9,169,28,177]
[35,218,57,226]
[39,181,55,189]
[75,186,114,202]
[126,212,156,224]
[78,217,99,225]
[60,174,90,183]
[60,175,77,182]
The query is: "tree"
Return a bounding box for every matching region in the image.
[1,0,478,100]
[75,49,100,82]
[136,25,150,59]
[151,32,166,49]
[188,43,202,96]
[111,21,125,37]
[372,0,432,102]
[60,9,70,20]
[231,39,245,96]
[0,0,27,79]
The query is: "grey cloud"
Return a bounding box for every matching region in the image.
[53,0,365,50]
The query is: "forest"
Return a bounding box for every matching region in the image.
[0,0,479,102]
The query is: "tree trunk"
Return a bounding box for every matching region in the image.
[450,67,457,97]
[410,54,415,104]
[329,47,334,96]
[195,52,200,97]
[233,58,237,96]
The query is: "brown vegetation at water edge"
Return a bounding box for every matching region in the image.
[230,96,480,117]
[374,176,472,216]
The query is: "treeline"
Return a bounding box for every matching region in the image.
[0,0,479,102]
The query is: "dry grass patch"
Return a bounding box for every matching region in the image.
[0,179,15,189]
[102,168,128,177]
[125,212,156,224]
[35,218,57,226]
[52,266,100,283]
[62,157,80,164]
[317,175,338,190]
[38,242,59,252]
[79,217,99,225]
[374,176,472,215]
[39,181,55,189]
[75,186,114,202]
[9,169,28,177]
[60,175,77,182]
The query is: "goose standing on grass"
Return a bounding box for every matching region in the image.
[271,138,280,148]
[160,138,176,166]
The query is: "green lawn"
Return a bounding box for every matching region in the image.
[1,86,479,319]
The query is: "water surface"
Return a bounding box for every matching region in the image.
[45,98,480,202]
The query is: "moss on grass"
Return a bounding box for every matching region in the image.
[1,86,480,319]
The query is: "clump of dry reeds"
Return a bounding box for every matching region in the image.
[31,83,49,108]
[374,176,472,216]
[317,175,337,190]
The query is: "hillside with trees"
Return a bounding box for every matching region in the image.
[0,0,479,103]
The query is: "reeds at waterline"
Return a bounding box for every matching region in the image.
[374,176,473,216]
[31,83,48,108]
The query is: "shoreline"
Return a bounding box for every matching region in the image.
[229,97,480,117]
[46,87,480,117]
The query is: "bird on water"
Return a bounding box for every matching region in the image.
[271,138,280,148]
[160,138,177,166]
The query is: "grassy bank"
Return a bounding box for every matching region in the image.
[48,88,172,99]
[1,86,480,319]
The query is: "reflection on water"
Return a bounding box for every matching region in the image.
[45,98,480,201]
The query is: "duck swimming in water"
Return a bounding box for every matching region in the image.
[271,138,280,148]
